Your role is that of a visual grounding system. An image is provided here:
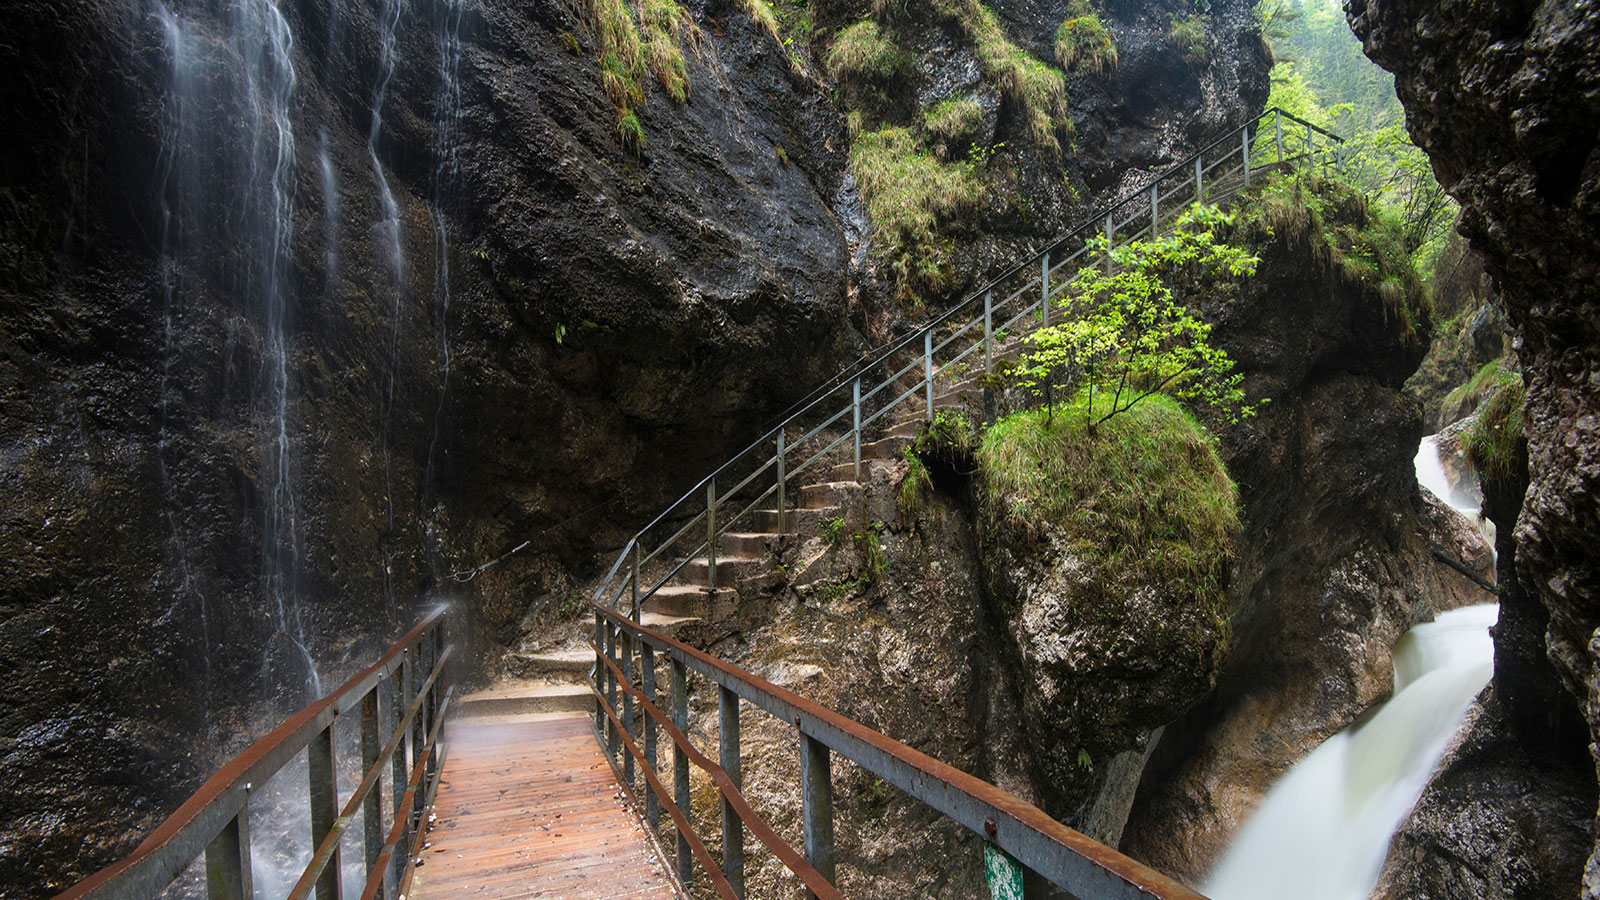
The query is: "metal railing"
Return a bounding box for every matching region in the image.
[55,609,454,900]
[590,108,1345,616]
[588,604,1210,899]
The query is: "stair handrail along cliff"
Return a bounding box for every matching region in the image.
[590,107,1345,617]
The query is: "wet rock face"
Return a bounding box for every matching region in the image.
[0,0,1272,893]
[1349,0,1600,892]
[1120,187,1496,882]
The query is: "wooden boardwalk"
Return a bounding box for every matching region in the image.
[410,713,679,900]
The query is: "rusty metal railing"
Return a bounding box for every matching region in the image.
[588,603,1210,900]
[589,107,1345,619]
[55,608,453,900]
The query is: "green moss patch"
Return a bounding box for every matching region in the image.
[849,126,985,296]
[1466,374,1526,483]
[827,20,909,83]
[977,390,1238,626]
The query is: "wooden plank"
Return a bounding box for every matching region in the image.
[410,714,679,900]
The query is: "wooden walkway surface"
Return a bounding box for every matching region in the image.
[410,713,679,900]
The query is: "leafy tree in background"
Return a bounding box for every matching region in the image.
[1259,0,1455,261]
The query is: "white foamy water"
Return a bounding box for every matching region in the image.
[1415,434,1494,549]
[1202,603,1497,900]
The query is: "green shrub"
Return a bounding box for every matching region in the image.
[821,515,846,545]
[1054,2,1117,75]
[897,449,931,525]
[827,20,910,83]
[738,0,782,41]
[1466,374,1526,483]
[1168,13,1207,69]
[977,392,1238,623]
[1442,356,1508,417]
[849,125,985,295]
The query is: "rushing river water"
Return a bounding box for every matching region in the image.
[1202,436,1498,900]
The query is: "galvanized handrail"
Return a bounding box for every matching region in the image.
[593,107,1344,614]
[589,603,1210,900]
[55,608,453,900]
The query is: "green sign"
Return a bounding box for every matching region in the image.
[984,842,1025,900]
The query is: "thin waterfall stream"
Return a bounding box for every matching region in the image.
[1202,437,1498,900]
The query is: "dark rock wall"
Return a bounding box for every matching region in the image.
[1350,0,1600,895]
[0,0,1272,895]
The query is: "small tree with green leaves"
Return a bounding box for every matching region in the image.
[1016,205,1260,431]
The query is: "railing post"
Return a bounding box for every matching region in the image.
[641,640,659,830]
[1040,249,1050,325]
[799,731,835,897]
[631,542,642,623]
[309,723,341,900]
[706,477,717,590]
[621,628,635,786]
[205,804,253,900]
[775,430,786,535]
[1337,140,1345,173]
[361,687,382,881]
[1103,212,1114,274]
[1242,122,1251,186]
[1195,154,1203,204]
[719,686,744,898]
[924,330,934,422]
[852,378,861,483]
[1307,122,1314,161]
[671,657,693,884]
[593,611,606,728]
[1150,182,1159,236]
[387,656,408,899]
[605,624,619,759]
[983,289,993,373]
[409,645,426,828]
[1275,108,1284,163]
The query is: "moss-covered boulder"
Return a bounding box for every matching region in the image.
[975,391,1237,829]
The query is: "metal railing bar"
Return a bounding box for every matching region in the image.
[55,610,448,900]
[599,607,1206,900]
[639,510,709,569]
[792,405,852,455]
[998,304,1039,337]
[643,544,708,599]
[790,432,853,483]
[860,387,916,430]
[591,647,845,900]
[932,317,980,356]
[718,484,779,543]
[589,671,742,900]
[290,677,455,900]
[356,689,452,900]
[719,455,778,508]
[937,339,983,378]
[861,356,924,404]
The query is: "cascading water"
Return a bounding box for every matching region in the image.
[1415,433,1494,547]
[422,0,465,576]
[370,0,408,608]
[146,0,320,699]
[1202,444,1499,900]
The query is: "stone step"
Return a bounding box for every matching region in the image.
[677,556,765,585]
[798,481,859,509]
[641,584,735,617]
[503,647,592,680]
[457,681,592,718]
[751,506,835,533]
[889,391,970,426]
[859,436,911,461]
[884,419,923,440]
[827,458,894,482]
[719,531,775,557]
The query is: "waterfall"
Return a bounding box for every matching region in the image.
[153,0,210,720]
[1415,433,1495,547]
[1202,604,1496,900]
[423,0,465,575]
[369,0,407,609]
[1202,440,1500,900]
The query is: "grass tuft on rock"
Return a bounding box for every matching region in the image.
[921,97,983,154]
[1055,1,1117,75]
[827,20,909,83]
[849,126,984,296]
[1168,13,1207,69]
[1466,374,1526,483]
[977,390,1238,622]
[639,0,691,103]
[947,0,1071,157]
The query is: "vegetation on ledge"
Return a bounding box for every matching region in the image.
[1055,0,1117,76]
[849,126,986,298]
[1466,374,1526,484]
[977,391,1238,632]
